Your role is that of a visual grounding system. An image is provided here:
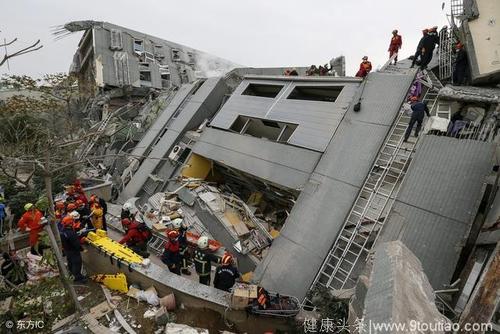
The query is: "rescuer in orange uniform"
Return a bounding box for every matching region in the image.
[18,203,44,254]
[355,56,372,78]
[388,29,403,64]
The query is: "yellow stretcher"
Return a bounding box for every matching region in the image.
[86,229,144,265]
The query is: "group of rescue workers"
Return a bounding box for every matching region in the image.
[15,181,107,283]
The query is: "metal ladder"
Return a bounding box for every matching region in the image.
[148,232,167,256]
[79,110,116,160]
[309,71,443,293]
[438,27,455,82]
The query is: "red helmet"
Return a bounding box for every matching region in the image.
[76,199,84,207]
[55,201,65,209]
[221,253,233,266]
[62,216,74,227]
[66,203,77,211]
[167,230,179,240]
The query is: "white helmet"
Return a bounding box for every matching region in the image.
[123,202,133,211]
[70,211,80,220]
[197,236,209,250]
[171,218,183,229]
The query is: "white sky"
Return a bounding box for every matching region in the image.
[1,0,449,78]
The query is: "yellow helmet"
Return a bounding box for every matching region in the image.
[24,203,34,211]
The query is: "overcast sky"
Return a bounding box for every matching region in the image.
[1,0,449,78]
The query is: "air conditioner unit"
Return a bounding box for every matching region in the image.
[168,145,184,161]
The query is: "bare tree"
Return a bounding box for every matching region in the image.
[0,38,43,67]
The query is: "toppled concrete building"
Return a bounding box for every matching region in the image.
[66,0,500,330]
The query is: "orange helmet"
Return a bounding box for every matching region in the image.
[76,199,84,207]
[410,96,419,102]
[221,253,233,266]
[66,203,77,211]
[167,230,179,240]
[55,201,65,209]
[62,216,74,227]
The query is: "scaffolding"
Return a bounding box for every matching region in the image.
[308,70,443,294]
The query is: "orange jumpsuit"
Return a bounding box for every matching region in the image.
[18,210,43,246]
[388,34,403,61]
[355,61,372,78]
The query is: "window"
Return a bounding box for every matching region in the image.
[140,71,151,82]
[230,116,298,143]
[133,40,144,54]
[242,84,284,98]
[287,85,343,102]
[172,49,181,61]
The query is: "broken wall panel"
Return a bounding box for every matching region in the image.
[254,72,415,300]
[192,127,321,190]
[379,136,495,289]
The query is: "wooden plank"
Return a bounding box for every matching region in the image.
[89,301,112,319]
[459,242,500,331]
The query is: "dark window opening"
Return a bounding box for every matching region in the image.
[287,85,343,102]
[230,116,297,143]
[140,71,151,82]
[242,84,283,98]
[178,147,191,163]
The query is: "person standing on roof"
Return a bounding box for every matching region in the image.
[194,236,219,286]
[411,29,429,68]
[453,42,468,85]
[162,230,182,275]
[419,26,440,70]
[172,218,191,276]
[355,56,372,78]
[404,96,431,142]
[388,30,403,64]
[18,203,44,255]
[213,253,240,292]
[60,216,86,283]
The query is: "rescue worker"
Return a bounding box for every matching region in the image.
[213,253,240,292]
[0,197,6,237]
[60,216,86,282]
[411,29,429,68]
[89,202,104,230]
[64,185,77,204]
[121,202,135,221]
[18,203,44,255]
[119,219,150,257]
[54,200,65,221]
[193,236,219,285]
[172,218,191,275]
[355,56,372,78]
[403,97,431,142]
[388,29,403,64]
[76,199,91,229]
[419,26,440,70]
[161,230,182,275]
[73,180,88,205]
[89,194,107,230]
[453,42,468,85]
[69,211,83,232]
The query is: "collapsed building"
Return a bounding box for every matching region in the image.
[40,0,500,330]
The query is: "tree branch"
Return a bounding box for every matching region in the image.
[0,39,43,67]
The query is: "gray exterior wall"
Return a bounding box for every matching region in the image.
[74,22,238,89]
[119,78,228,201]
[192,127,322,190]
[378,136,494,289]
[209,77,360,152]
[253,72,415,300]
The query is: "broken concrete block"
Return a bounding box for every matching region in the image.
[359,241,452,333]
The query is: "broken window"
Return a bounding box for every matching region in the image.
[172,49,181,61]
[139,70,151,82]
[133,40,144,54]
[230,116,297,142]
[242,83,284,98]
[287,85,343,102]
[110,29,123,51]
